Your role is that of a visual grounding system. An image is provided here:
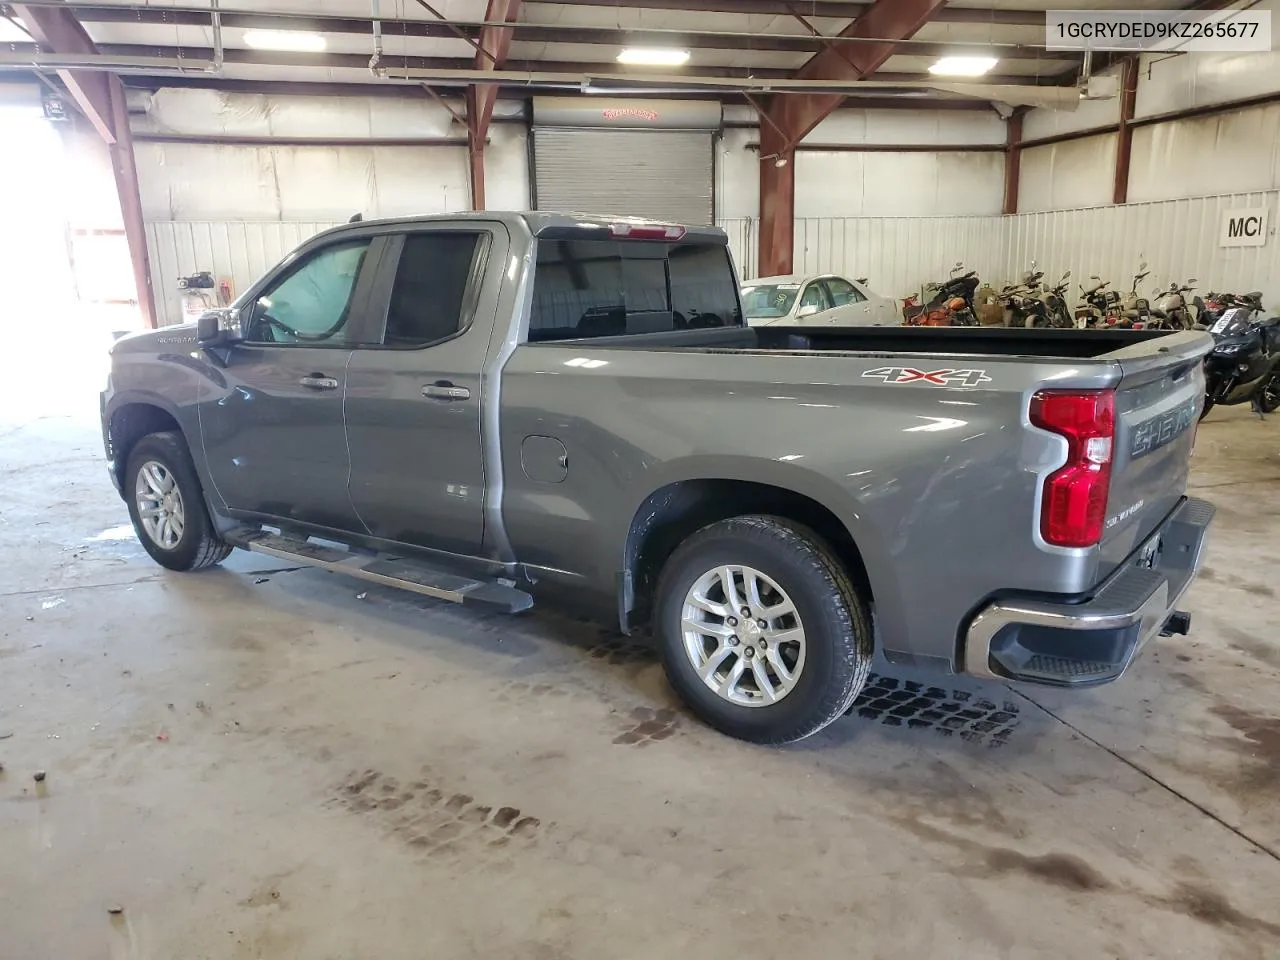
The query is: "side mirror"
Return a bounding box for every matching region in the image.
[1061,270,1071,280]
[797,304,820,318]
[197,309,240,346]
[1188,278,1198,285]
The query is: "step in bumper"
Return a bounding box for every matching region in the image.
[963,497,1215,687]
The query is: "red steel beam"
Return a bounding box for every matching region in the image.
[13,2,113,141]
[757,0,946,276]
[13,2,156,327]
[468,0,521,210]
[1003,107,1026,215]
[1112,56,1138,205]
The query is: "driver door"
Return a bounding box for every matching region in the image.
[198,235,384,532]
[821,277,872,326]
[795,281,832,322]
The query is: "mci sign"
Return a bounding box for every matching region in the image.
[1220,207,1269,248]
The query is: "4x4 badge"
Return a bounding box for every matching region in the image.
[862,366,992,387]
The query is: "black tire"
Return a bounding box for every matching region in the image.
[125,431,232,572]
[1199,397,1214,420]
[1255,374,1280,414]
[653,515,873,745]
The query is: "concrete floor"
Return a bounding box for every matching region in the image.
[2,350,1279,960]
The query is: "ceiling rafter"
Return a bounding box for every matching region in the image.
[15,3,1070,62]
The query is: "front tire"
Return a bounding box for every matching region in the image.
[125,431,232,571]
[1255,374,1280,414]
[653,516,873,744]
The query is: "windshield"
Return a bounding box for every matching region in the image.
[1211,308,1252,338]
[741,283,801,319]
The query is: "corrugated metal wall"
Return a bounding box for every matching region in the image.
[721,216,1004,297]
[792,216,1006,298]
[146,220,341,327]
[1002,190,1280,309]
[147,191,1279,328]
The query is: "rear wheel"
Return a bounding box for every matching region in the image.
[654,516,872,744]
[126,431,231,571]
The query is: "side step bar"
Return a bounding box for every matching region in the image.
[225,530,534,614]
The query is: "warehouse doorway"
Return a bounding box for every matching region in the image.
[530,97,719,225]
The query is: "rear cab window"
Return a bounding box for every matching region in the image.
[529,235,742,342]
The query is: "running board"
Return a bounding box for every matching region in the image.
[226,530,533,614]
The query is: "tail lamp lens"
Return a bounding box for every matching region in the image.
[1029,389,1116,547]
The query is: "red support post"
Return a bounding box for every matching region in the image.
[756,0,946,279]
[14,3,156,327]
[1113,57,1138,205]
[1003,107,1025,215]
[758,112,795,277]
[466,0,521,210]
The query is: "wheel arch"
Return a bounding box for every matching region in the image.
[105,393,189,493]
[618,464,895,638]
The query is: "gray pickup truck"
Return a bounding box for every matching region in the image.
[101,213,1214,744]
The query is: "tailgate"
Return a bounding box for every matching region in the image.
[1099,331,1211,577]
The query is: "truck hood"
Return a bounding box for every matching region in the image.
[110,322,200,355]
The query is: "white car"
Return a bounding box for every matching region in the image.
[741,274,899,327]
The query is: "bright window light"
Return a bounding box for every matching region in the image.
[928,56,998,77]
[617,47,691,67]
[0,18,30,42]
[243,30,327,53]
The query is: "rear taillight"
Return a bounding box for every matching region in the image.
[1030,389,1116,548]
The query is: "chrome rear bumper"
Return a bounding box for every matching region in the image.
[963,497,1215,686]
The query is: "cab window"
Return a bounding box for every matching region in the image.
[824,277,865,306]
[245,240,372,346]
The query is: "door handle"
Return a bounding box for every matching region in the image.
[422,382,471,402]
[299,374,339,390]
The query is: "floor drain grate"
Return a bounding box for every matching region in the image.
[848,675,1020,747]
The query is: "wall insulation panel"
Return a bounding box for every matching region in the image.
[146,220,341,327]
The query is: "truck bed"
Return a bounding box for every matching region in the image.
[575,324,1181,360]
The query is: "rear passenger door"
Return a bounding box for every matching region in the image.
[343,224,507,560]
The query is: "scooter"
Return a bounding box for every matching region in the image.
[1201,307,1280,418]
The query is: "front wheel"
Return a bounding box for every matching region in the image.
[1255,373,1280,414]
[126,431,232,571]
[653,516,873,744]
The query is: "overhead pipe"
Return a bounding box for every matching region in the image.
[369,0,382,74]
[0,51,218,74]
[1,0,1059,53]
[210,0,222,73]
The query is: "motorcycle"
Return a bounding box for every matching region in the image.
[1201,307,1280,419]
[1155,279,1202,330]
[903,262,980,326]
[1103,260,1162,328]
[1076,276,1118,328]
[1028,270,1073,328]
[1200,290,1264,328]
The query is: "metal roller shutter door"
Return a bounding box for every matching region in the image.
[533,128,714,225]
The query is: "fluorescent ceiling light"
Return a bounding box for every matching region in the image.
[243,30,327,53]
[617,47,691,67]
[928,56,998,77]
